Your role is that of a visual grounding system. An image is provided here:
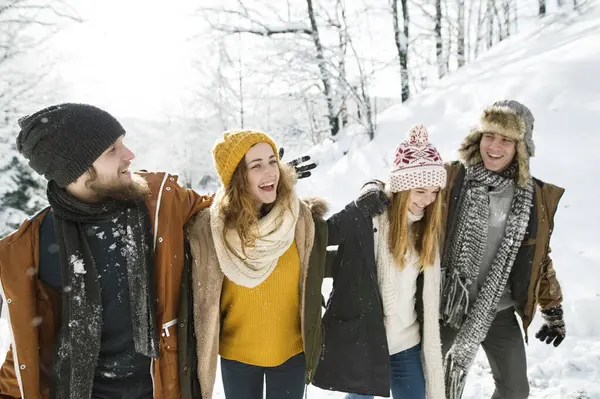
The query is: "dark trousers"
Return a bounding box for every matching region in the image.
[91,374,153,399]
[344,344,426,399]
[441,307,530,399]
[221,353,306,399]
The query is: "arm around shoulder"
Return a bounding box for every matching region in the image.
[327,180,387,245]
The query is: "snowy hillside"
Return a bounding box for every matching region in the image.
[294,4,600,399]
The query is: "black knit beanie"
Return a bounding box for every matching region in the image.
[16,103,126,187]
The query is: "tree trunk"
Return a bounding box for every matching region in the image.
[443,0,451,73]
[466,0,476,62]
[401,0,410,102]
[237,33,245,128]
[492,0,502,41]
[474,0,485,58]
[503,0,511,38]
[513,0,519,33]
[457,0,466,68]
[487,0,495,49]
[337,2,349,128]
[306,0,339,136]
[539,0,546,16]
[435,0,445,78]
[391,0,410,102]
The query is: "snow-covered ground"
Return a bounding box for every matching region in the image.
[2,2,600,398]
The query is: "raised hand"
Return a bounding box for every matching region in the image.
[279,147,317,180]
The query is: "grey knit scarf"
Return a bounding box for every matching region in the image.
[440,162,533,398]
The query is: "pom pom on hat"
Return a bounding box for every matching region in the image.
[407,124,430,148]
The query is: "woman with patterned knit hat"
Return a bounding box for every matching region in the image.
[185,129,328,399]
[312,125,447,399]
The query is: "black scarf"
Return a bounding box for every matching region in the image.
[47,181,159,399]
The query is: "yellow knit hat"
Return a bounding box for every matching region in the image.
[213,129,279,186]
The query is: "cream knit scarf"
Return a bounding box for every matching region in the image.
[210,188,300,288]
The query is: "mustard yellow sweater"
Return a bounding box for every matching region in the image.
[219,241,304,367]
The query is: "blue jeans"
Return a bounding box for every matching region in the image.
[221,353,306,399]
[345,344,425,399]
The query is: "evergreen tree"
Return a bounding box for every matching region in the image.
[0,143,48,237]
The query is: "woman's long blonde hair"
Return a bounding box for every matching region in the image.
[387,188,443,270]
[219,158,296,256]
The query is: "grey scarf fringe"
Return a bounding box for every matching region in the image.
[444,354,467,399]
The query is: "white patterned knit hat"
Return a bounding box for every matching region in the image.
[388,124,447,193]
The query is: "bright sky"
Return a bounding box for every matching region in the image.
[50,0,202,119]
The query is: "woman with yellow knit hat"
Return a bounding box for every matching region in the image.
[185,129,328,399]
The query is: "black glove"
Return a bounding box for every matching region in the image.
[535,305,566,347]
[279,147,317,180]
[355,180,389,217]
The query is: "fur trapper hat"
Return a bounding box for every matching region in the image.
[458,102,534,187]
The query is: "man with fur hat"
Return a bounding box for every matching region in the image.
[439,100,565,399]
[0,103,315,399]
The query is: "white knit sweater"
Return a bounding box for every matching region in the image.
[375,211,423,355]
[373,211,445,399]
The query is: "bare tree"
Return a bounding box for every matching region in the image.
[235,32,245,128]
[502,0,511,38]
[539,0,547,15]
[201,0,341,137]
[465,0,476,62]
[434,0,445,78]
[323,0,377,139]
[457,0,466,67]
[0,0,80,124]
[486,0,495,49]
[306,0,339,136]
[191,36,241,132]
[391,0,410,102]
[443,0,453,73]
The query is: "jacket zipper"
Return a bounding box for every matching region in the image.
[162,319,178,337]
[150,173,169,397]
[306,223,326,383]
[0,284,25,398]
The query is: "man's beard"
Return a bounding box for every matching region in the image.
[86,173,150,202]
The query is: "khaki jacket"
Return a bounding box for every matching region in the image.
[186,198,328,398]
